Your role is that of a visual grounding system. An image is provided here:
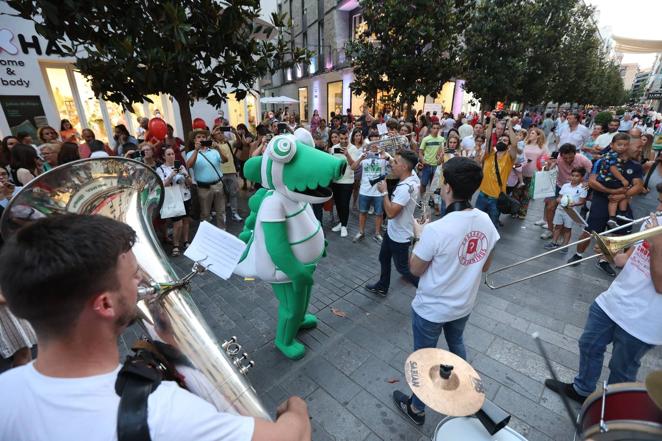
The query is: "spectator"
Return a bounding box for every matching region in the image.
[618,113,633,133]
[460,123,485,156]
[15,132,34,147]
[458,118,474,139]
[540,143,592,240]
[186,129,227,229]
[418,122,445,199]
[233,124,254,190]
[595,133,633,228]
[0,290,37,368]
[541,113,555,139]
[89,140,110,159]
[57,142,81,165]
[352,130,391,242]
[10,144,41,186]
[558,112,589,150]
[79,129,113,159]
[136,116,149,141]
[310,110,321,133]
[157,147,192,256]
[211,127,242,223]
[517,128,547,218]
[329,128,361,238]
[580,124,604,161]
[59,119,80,143]
[567,140,645,276]
[544,167,588,251]
[442,112,455,137]
[316,119,329,146]
[596,119,620,148]
[0,136,18,176]
[521,112,533,130]
[475,118,518,227]
[37,126,60,147]
[113,125,138,156]
[40,143,61,171]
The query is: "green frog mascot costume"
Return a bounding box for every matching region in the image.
[235,128,346,359]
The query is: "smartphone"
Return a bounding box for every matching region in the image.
[201,140,213,147]
[333,147,342,154]
[219,126,232,132]
[551,151,559,159]
[174,160,181,169]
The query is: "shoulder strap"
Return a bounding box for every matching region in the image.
[644,152,660,189]
[493,153,503,188]
[198,150,222,180]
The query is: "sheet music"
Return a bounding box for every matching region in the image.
[377,123,388,135]
[184,221,247,280]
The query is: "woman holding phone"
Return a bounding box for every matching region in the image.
[157,147,192,256]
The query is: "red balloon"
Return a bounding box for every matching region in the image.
[192,118,206,129]
[537,154,549,171]
[148,118,167,141]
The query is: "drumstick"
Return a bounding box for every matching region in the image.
[532,332,580,434]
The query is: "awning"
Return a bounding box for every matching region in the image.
[612,35,662,54]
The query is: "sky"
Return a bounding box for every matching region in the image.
[587,0,662,69]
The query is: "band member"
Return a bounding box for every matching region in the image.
[0,215,311,441]
[546,183,662,404]
[365,150,420,296]
[393,157,500,425]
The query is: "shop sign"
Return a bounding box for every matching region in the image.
[0,28,66,88]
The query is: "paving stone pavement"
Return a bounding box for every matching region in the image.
[120,193,662,441]
[3,188,658,440]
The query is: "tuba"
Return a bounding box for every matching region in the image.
[0,158,270,419]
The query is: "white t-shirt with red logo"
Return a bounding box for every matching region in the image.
[412,209,500,323]
[596,217,662,345]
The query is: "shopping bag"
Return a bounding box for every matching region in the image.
[160,186,186,218]
[532,170,557,199]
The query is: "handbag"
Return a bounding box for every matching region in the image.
[532,169,558,199]
[160,185,186,219]
[493,153,521,215]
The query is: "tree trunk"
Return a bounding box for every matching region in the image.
[175,91,193,138]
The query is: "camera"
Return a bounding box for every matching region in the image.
[333,147,343,154]
[174,160,181,170]
[173,174,186,185]
[219,126,232,132]
[551,151,559,159]
[201,140,213,147]
[367,152,380,159]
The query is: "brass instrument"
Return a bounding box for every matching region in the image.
[485,212,662,289]
[0,158,271,419]
[363,134,414,155]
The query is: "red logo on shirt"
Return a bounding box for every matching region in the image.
[458,231,488,265]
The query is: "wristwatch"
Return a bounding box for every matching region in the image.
[381,192,388,196]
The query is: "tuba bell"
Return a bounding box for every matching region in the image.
[0,157,271,419]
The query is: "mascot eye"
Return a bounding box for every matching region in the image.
[269,136,297,163]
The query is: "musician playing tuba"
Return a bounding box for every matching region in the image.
[0,215,311,441]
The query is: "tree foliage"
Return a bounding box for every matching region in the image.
[6,0,311,131]
[346,0,475,108]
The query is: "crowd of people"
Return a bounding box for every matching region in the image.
[0,102,661,440]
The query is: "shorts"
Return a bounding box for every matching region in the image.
[420,164,437,187]
[359,194,384,215]
[553,207,575,229]
[170,199,191,222]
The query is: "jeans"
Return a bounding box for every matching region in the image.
[332,183,353,226]
[410,309,470,411]
[573,302,654,397]
[376,232,419,290]
[475,192,499,227]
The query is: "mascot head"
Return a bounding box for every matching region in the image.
[243,128,346,204]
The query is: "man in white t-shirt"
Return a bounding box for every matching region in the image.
[460,122,484,153]
[365,150,420,296]
[0,215,311,441]
[595,118,620,148]
[546,190,662,404]
[557,112,590,150]
[392,157,500,426]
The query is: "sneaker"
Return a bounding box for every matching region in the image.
[606,218,618,229]
[331,222,342,232]
[544,379,586,405]
[231,211,243,222]
[534,219,547,226]
[540,230,553,240]
[352,232,365,243]
[559,246,568,254]
[544,242,559,251]
[340,226,348,237]
[374,234,383,243]
[596,260,616,277]
[567,253,583,266]
[365,283,387,297]
[392,390,425,426]
[368,207,374,215]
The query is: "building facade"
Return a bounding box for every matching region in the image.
[260,0,478,124]
[0,1,278,142]
[618,62,639,91]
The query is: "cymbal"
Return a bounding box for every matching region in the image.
[404,348,485,416]
[646,371,662,410]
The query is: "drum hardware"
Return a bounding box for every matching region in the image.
[485,211,662,289]
[645,371,662,410]
[475,399,512,436]
[433,416,527,441]
[533,332,580,435]
[599,381,608,433]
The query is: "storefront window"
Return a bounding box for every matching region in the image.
[73,71,108,142]
[145,94,163,119]
[228,93,246,127]
[298,87,308,122]
[246,94,257,131]
[45,66,81,132]
[104,100,128,129]
[327,81,343,120]
[433,82,456,115]
[351,90,367,116]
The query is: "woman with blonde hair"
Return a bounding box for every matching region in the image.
[516,127,548,218]
[40,143,61,171]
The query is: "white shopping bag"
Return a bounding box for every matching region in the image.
[532,170,557,199]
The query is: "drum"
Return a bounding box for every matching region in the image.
[434,416,528,440]
[578,382,662,440]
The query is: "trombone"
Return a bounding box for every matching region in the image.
[485,212,662,290]
[363,134,414,155]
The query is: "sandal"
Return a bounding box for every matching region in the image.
[171,246,181,257]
